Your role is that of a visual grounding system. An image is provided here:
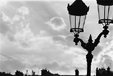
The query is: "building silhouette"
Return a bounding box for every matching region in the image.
[75,69,79,76]
[96,67,113,76]
[41,68,60,76]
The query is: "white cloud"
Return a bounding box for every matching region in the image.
[64,47,87,55]
[0,34,3,51]
[12,14,21,21]
[0,33,11,52]
[0,0,8,8]
[57,35,67,39]
[46,17,66,31]
[0,55,8,62]
[17,6,29,16]
[72,54,86,66]
[13,23,55,50]
[2,12,11,22]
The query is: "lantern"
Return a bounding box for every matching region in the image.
[96,0,113,25]
[67,0,89,34]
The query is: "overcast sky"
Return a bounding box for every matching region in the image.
[0,0,113,75]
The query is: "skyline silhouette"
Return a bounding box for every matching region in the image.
[1,67,113,76]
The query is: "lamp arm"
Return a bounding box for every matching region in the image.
[79,38,87,49]
[94,31,103,47]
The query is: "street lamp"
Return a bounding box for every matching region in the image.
[67,0,113,76]
[67,0,89,45]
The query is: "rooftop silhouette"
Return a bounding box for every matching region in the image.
[0,67,113,76]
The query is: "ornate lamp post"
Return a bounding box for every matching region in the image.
[67,0,113,76]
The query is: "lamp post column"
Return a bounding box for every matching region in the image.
[86,52,93,76]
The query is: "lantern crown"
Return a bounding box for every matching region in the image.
[97,0,113,6]
[67,0,89,16]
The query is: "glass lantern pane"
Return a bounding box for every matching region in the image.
[75,16,79,29]
[78,15,86,29]
[105,6,109,20]
[98,5,105,21]
[108,6,113,20]
[76,16,86,32]
[70,15,75,29]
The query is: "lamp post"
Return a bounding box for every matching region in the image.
[67,0,113,76]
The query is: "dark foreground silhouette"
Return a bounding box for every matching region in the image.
[96,67,113,76]
[0,69,60,76]
[1,67,113,76]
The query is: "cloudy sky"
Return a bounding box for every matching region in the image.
[0,0,113,75]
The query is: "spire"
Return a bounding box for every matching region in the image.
[88,34,93,43]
